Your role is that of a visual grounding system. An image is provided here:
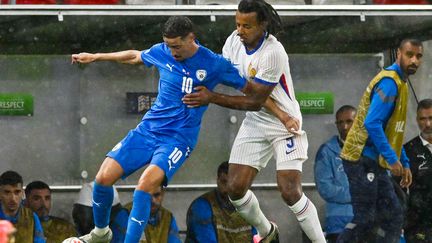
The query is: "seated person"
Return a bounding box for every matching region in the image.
[0,171,45,243]
[71,182,128,243]
[186,161,256,243]
[314,105,356,242]
[403,98,432,242]
[124,185,181,243]
[24,180,76,243]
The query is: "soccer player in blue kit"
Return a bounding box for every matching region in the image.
[66,16,275,243]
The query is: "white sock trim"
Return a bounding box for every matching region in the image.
[229,190,271,237]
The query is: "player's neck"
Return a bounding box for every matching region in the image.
[245,32,266,52]
[185,41,200,59]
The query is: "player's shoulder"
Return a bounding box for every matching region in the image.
[224,30,242,48]
[198,45,229,66]
[263,35,287,55]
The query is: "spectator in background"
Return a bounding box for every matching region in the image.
[124,185,181,243]
[0,171,45,243]
[186,161,255,243]
[24,181,76,243]
[402,98,432,242]
[70,182,129,243]
[314,105,356,243]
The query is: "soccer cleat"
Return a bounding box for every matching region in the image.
[62,228,112,243]
[253,222,280,243]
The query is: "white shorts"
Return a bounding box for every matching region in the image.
[229,113,308,172]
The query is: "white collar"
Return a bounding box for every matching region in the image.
[419,133,432,147]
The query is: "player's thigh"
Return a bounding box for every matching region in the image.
[229,122,273,171]
[136,164,166,192]
[106,130,156,179]
[95,157,124,185]
[272,133,308,171]
[150,144,192,186]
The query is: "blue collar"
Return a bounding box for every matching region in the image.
[244,32,267,55]
[0,205,19,224]
[385,63,405,81]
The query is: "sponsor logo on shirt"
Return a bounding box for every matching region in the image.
[166,63,174,72]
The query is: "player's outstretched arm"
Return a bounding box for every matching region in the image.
[182,81,273,111]
[71,50,143,65]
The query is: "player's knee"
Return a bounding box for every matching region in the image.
[280,184,302,206]
[136,177,162,193]
[227,180,248,200]
[95,172,115,186]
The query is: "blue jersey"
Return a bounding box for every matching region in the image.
[136,42,246,148]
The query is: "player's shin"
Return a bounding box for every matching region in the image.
[289,193,326,243]
[124,190,152,243]
[93,181,114,235]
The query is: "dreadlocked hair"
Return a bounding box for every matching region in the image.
[238,0,282,38]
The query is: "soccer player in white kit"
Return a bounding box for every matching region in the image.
[183,0,326,242]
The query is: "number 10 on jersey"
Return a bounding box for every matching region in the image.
[182,77,193,94]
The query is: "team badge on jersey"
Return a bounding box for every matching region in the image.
[196,69,207,81]
[248,63,257,78]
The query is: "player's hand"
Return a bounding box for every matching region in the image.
[389,161,403,177]
[71,52,96,64]
[280,113,301,135]
[182,86,213,108]
[400,167,412,188]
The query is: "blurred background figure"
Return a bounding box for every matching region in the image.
[72,182,128,243]
[24,180,76,243]
[124,185,181,243]
[314,105,356,243]
[0,220,16,243]
[186,161,255,243]
[0,171,45,243]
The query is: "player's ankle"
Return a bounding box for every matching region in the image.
[93,226,109,236]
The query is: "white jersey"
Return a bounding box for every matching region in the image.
[222,30,303,134]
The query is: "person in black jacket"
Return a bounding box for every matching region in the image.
[403,98,432,242]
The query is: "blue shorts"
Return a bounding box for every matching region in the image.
[106,129,192,185]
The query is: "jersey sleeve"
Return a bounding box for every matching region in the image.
[217,56,247,90]
[364,77,399,164]
[140,43,163,67]
[168,216,181,243]
[254,49,284,86]
[185,198,217,243]
[222,31,236,61]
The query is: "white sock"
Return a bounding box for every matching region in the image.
[289,193,326,243]
[93,226,109,236]
[230,190,271,237]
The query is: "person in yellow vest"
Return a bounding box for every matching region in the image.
[185,161,256,243]
[0,171,45,243]
[24,181,76,243]
[124,186,181,243]
[338,39,423,243]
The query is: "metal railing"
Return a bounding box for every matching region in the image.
[48,182,317,192]
[0,5,432,17]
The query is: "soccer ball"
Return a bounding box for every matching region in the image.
[62,237,84,243]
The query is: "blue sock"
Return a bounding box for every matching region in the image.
[124,190,152,243]
[93,181,114,228]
